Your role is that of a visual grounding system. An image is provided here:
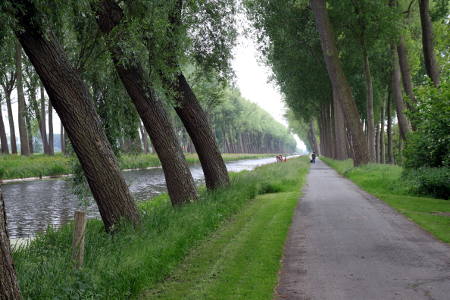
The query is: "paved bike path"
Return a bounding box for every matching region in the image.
[276,159,450,300]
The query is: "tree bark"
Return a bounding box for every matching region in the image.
[396,36,416,108]
[45,86,54,155]
[311,0,369,166]
[4,91,17,154]
[418,0,440,86]
[39,85,50,154]
[158,0,229,189]
[380,97,385,164]
[95,0,197,205]
[386,90,394,164]
[60,123,65,154]
[0,187,22,300]
[0,102,9,154]
[362,45,375,162]
[333,88,347,159]
[391,46,412,141]
[11,0,140,230]
[15,40,30,156]
[30,87,49,154]
[171,74,230,189]
[24,110,33,154]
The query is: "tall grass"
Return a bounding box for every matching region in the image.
[13,157,308,299]
[0,153,274,180]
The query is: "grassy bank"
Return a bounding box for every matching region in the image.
[0,153,274,180]
[321,157,450,243]
[13,157,309,299]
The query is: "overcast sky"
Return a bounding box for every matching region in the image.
[231,29,306,151]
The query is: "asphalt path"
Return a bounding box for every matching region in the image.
[276,159,450,300]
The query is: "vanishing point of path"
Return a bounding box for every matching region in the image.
[277,159,450,300]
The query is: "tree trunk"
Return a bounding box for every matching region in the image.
[391,46,411,141]
[155,0,229,189]
[309,120,319,154]
[11,0,140,230]
[311,0,369,166]
[0,103,9,154]
[38,85,50,154]
[362,45,375,162]
[25,111,33,154]
[0,187,22,299]
[15,40,30,156]
[419,0,440,86]
[60,123,65,154]
[171,74,229,189]
[31,87,49,154]
[396,36,416,108]
[96,0,197,205]
[4,92,17,154]
[45,86,54,155]
[386,91,394,164]
[139,123,149,154]
[333,88,347,159]
[380,97,385,164]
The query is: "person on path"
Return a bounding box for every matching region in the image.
[311,152,316,163]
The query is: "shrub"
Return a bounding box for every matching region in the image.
[403,167,450,199]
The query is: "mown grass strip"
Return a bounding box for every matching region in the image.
[0,153,274,180]
[142,191,303,300]
[321,157,450,243]
[13,157,308,299]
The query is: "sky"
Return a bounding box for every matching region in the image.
[231,30,306,152]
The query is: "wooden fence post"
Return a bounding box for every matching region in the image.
[72,211,86,269]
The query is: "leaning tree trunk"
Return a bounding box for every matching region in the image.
[0,105,9,154]
[15,40,30,156]
[0,187,22,299]
[419,0,440,86]
[311,0,369,166]
[158,0,229,189]
[391,46,412,141]
[4,91,17,154]
[397,36,416,108]
[362,44,375,162]
[171,74,230,189]
[96,0,197,205]
[10,0,140,230]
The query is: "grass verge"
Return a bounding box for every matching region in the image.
[13,156,309,299]
[321,157,450,243]
[0,153,274,180]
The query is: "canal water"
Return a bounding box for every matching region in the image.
[3,157,277,239]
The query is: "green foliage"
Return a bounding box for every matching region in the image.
[13,157,309,299]
[404,79,450,169]
[403,167,450,199]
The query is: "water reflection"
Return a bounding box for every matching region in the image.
[3,157,276,238]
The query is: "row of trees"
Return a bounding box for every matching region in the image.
[0,1,292,297]
[245,0,448,167]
